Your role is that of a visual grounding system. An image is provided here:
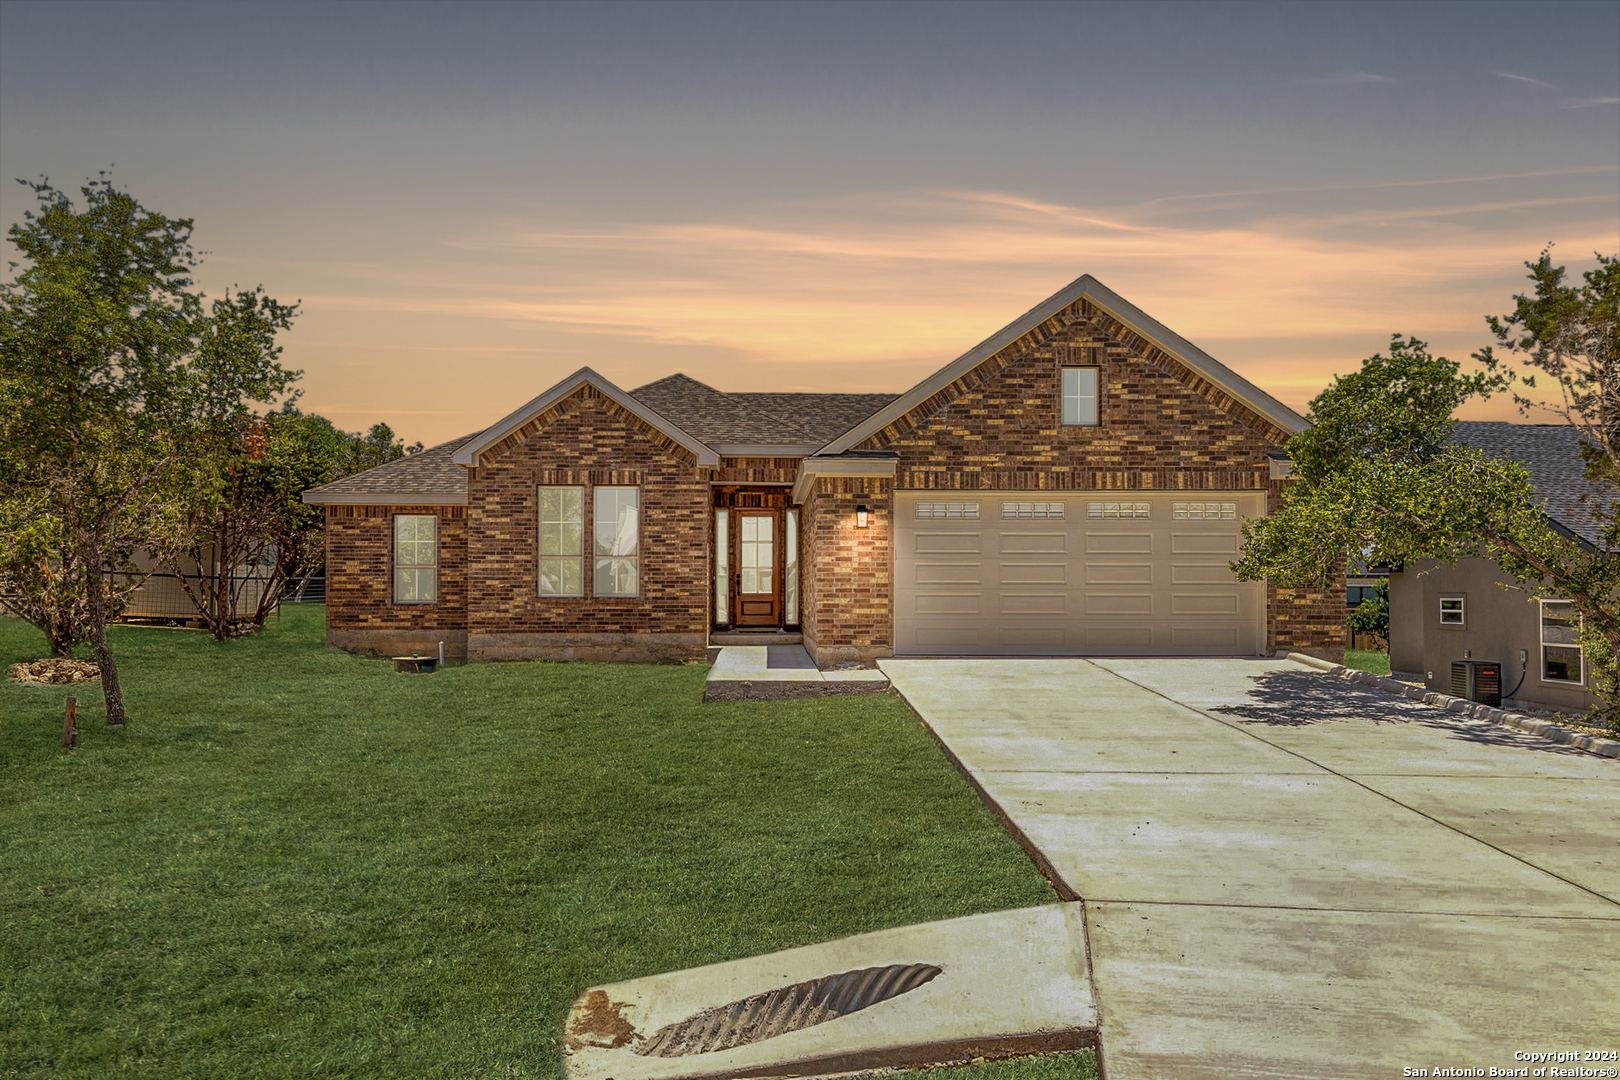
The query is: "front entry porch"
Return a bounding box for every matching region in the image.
[712,487,800,634]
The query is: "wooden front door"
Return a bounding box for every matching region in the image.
[735,511,780,626]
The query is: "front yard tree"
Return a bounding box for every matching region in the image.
[0,173,298,723]
[1234,252,1620,729]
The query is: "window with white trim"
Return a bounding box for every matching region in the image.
[1439,596,1465,626]
[1540,600,1582,683]
[1172,501,1237,520]
[1061,367,1099,426]
[593,487,640,597]
[915,502,980,519]
[394,515,437,604]
[1002,502,1064,519]
[539,487,584,597]
[1088,502,1150,519]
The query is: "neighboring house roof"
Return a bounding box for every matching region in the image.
[819,273,1308,454]
[302,431,482,505]
[1453,421,1610,548]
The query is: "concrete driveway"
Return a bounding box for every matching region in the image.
[878,657,1620,1079]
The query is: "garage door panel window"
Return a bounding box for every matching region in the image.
[1172,502,1236,520]
[1087,502,1150,518]
[916,502,979,519]
[1002,502,1064,519]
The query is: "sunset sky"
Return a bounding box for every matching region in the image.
[2,0,1616,448]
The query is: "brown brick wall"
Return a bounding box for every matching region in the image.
[465,389,711,643]
[325,504,469,633]
[802,476,893,664]
[855,310,1343,659]
[1265,481,1347,661]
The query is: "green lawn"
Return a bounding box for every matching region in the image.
[0,607,1088,1079]
[1343,648,1392,676]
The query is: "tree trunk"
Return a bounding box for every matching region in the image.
[82,526,127,725]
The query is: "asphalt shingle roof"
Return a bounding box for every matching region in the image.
[1454,421,1610,547]
[300,376,904,502]
[628,375,819,445]
[302,431,482,502]
[730,393,900,444]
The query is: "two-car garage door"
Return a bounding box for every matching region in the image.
[894,491,1266,656]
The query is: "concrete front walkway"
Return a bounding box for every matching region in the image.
[878,657,1620,1079]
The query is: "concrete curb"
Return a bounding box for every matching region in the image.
[1281,652,1620,759]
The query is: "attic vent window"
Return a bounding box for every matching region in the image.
[916,502,979,519]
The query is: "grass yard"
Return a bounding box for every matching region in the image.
[1342,648,1392,677]
[0,606,1090,1079]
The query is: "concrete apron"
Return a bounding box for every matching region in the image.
[879,657,1620,1079]
[563,905,1098,1080]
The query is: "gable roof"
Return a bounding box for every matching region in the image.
[818,274,1308,455]
[1454,421,1609,547]
[449,367,721,468]
[302,431,482,505]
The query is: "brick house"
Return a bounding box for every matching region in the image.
[302,275,1344,665]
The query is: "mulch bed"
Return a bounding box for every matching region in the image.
[9,659,101,684]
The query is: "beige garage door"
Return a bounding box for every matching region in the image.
[894,492,1265,656]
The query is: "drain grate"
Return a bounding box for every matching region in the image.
[634,962,943,1057]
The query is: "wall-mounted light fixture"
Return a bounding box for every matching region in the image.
[856,504,870,528]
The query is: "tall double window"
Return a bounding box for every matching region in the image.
[538,486,640,598]
[394,515,437,603]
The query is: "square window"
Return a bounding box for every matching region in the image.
[1061,367,1099,426]
[1439,596,1465,626]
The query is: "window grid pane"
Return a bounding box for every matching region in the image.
[915,502,980,519]
[1087,502,1150,519]
[1001,502,1065,519]
[593,487,640,597]
[1439,597,1465,625]
[1540,601,1582,683]
[539,487,584,596]
[1171,502,1236,520]
[394,515,437,603]
[1061,367,1099,425]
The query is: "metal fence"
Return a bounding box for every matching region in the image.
[114,569,278,621]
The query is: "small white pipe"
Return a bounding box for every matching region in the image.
[439,640,446,668]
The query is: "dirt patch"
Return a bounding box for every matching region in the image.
[10,659,101,684]
[565,989,639,1051]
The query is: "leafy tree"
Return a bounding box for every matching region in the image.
[1235,251,1620,729]
[0,173,297,723]
[1347,579,1390,649]
[153,407,423,638]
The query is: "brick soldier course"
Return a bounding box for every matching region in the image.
[303,274,1345,666]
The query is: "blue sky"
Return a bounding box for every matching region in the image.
[3,0,1616,445]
